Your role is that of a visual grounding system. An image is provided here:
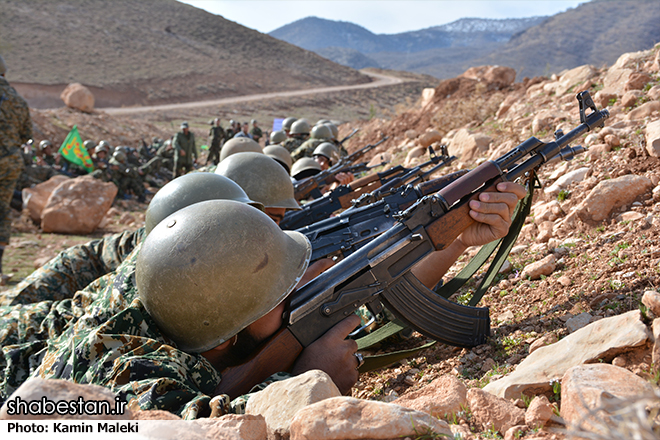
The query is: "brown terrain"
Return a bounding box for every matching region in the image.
[2,12,660,440]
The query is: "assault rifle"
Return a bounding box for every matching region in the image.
[281,146,455,230]
[216,91,608,398]
[293,136,389,201]
[300,169,469,262]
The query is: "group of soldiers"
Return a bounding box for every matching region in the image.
[0,114,526,419]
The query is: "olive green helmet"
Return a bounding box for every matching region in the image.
[270,130,287,145]
[313,142,340,164]
[98,140,111,150]
[310,124,332,140]
[263,145,293,172]
[144,173,263,234]
[291,157,322,180]
[290,119,310,135]
[216,152,300,210]
[282,117,297,132]
[316,119,331,125]
[38,140,52,150]
[112,150,127,163]
[220,137,262,162]
[94,144,109,154]
[137,200,311,353]
[83,140,96,151]
[324,122,338,140]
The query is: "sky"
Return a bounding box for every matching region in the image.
[178,0,590,35]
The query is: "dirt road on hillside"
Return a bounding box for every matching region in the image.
[103,72,404,115]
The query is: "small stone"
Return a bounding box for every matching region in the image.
[524,395,553,428]
[642,290,660,316]
[557,275,572,287]
[566,312,592,333]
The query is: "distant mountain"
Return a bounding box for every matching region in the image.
[0,0,369,108]
[476,0,660,78]
[270,1,660,80]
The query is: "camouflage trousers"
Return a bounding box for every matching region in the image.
[0,152,24,245]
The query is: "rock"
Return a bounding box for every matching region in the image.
[642,290,660,316]
[616,211,645,222]
[557,275,572,287]
[497,310,515,323]
[461,65,516,89]
[404,146,427,167]
[601,67,632,96]
[624,72,652,91]
[60,82,95,112]
[532,200,564,223]
[529,333,558,354]
[560,364,656,434]
[246,370,340,440]
[22,175,70,223]
[521,254,556,280]
[289,397,452,440]
[420,88,435,107]
[367,152,392,168]
[525,395,553,428]
[620,90,643,107]
[565,312,592,333]
[646,119,660,157]
[653,319,660,367]
[405,129,417,140]
[194,414,268,440]
[648,84,660,101]
[132,410,181,420]
[418,130,443,148]
[594,91,618,109]
[576,174,653,223]
[483,311,649,399]
[0,378,131,420]
[604,134,620,148]
[449,128,492,161]
[626,100,660,120]
[41,176,118,234]
[496,94,519,119]
[392,375,467,420]
[467,388,525,434]
[504,425,528,440]
[544,167,590,196]
[555,65,596,95]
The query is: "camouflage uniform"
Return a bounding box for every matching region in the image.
[281,137,305,154]
[0,228,145,307]
[0,77,31,250]
[156,143,175,170]
[207,126,224,166]
[291,139,324,162]
[249,126,263,143]
[173,131,196,177]
[0,245,292,418]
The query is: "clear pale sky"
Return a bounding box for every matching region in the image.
[178,0,590,34]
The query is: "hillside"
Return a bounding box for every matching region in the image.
[0,0,369,108]
[477,0,660,78]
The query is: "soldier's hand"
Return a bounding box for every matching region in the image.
[335,172,354,186]
[180,150,186,157]
[291,314,361,395]
[457,182,526,248]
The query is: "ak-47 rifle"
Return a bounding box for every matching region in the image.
[281,146,454,230]
[216,91,608,399]
[293,136,389,201]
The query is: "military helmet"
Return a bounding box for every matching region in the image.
[0,55,6,76]
[112,150,127,164]
[310,124,332,140]
[291,157,322,180]
[250,119,257,125]
[83,140,96,151]
[94,144,109,154]
[98,140,111,150]
[270,130,287,145]
[263,145,293,172]
[38,140,52,151]
[290,119,310,135]
[144,173,263,234]
[282,117,297,132]
[324,122,339,140]
[137,200,311,353]
[313,142,340,164]
[180,121,189,129]
[220,137,263,162]
[229,119,236,126]
[216,152,300,210]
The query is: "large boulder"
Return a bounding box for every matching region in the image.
[392,375,468,419]
[555,65,597,95]
[449,129,492,161]
[461,66,516,90]
[60,83,95,112]
[41,176,117,234]
[22,175,70,223]
[575,174,653,223]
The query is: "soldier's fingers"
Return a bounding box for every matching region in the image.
[323,315,362,341]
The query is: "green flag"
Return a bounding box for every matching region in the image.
[59,125,94,172]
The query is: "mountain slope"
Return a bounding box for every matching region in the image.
[0,0,369,107]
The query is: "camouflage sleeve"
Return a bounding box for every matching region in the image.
[0,228,145,307]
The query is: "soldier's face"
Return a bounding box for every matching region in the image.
[314,155,330,171]
[265,207,286,225]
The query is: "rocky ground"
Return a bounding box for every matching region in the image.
[2,45,660,439]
